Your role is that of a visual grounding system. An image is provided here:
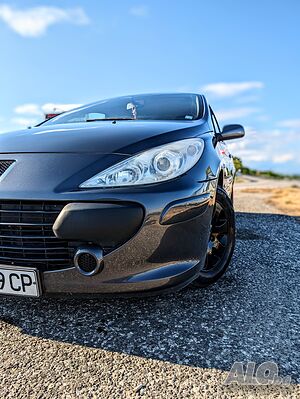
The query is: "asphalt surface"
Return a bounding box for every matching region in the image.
[0,188,299,398]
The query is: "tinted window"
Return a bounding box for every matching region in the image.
[42,94,204,125]
[210,108,221,134]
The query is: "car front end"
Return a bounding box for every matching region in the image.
[0,93,241,297]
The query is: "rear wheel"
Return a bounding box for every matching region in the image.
[193,187,235,287]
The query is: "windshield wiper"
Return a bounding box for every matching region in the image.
[86,118,134,122]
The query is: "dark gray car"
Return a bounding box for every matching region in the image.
[0,93,244,297]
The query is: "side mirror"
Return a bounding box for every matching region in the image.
[217,124,245,141]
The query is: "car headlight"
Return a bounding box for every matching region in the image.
[80,138,204,188]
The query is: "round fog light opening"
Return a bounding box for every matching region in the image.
[77,253,98,273]
[74,246,104,276]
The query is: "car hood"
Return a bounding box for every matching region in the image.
[0,120,209,155]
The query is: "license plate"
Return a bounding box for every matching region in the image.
[0,266,41,297]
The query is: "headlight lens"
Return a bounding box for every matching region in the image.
[80,138,204,188]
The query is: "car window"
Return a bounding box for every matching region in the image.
[210,107,221,134]
[41,94,204,126]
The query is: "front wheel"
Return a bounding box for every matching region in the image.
[193,187,235,287]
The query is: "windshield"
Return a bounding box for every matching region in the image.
[41,93,204,125]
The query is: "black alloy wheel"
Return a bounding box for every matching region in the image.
[193,187,235,287]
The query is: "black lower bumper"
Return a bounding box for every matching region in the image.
[40,179,217,296]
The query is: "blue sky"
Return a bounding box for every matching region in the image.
[0,0,300,173]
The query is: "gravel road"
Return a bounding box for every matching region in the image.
[0,181,299,398]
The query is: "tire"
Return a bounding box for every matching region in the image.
[193,187,235,287]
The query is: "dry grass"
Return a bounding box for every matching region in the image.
[241,186,300,216]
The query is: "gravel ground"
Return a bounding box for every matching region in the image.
[0,184,299,398]
[234,175,300,215]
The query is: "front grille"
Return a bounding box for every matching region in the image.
[0,201,77,271]
[0,160,15,177]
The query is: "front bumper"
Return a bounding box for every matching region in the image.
[40,179,217,296]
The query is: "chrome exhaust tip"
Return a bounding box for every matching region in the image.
[74,246,104,276]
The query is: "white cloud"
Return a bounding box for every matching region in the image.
[277,119,300,129]
[215,107,260,122]
[14,103,81,117]
[0,4,89,37]
[272,153,295,163]
[9,103,81,130]
[11,117,38,127]
[201,81,264,98]
[129,5,149,17]
[228,127,299,171]
[14,103,42,116]
[41,103,81,114]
